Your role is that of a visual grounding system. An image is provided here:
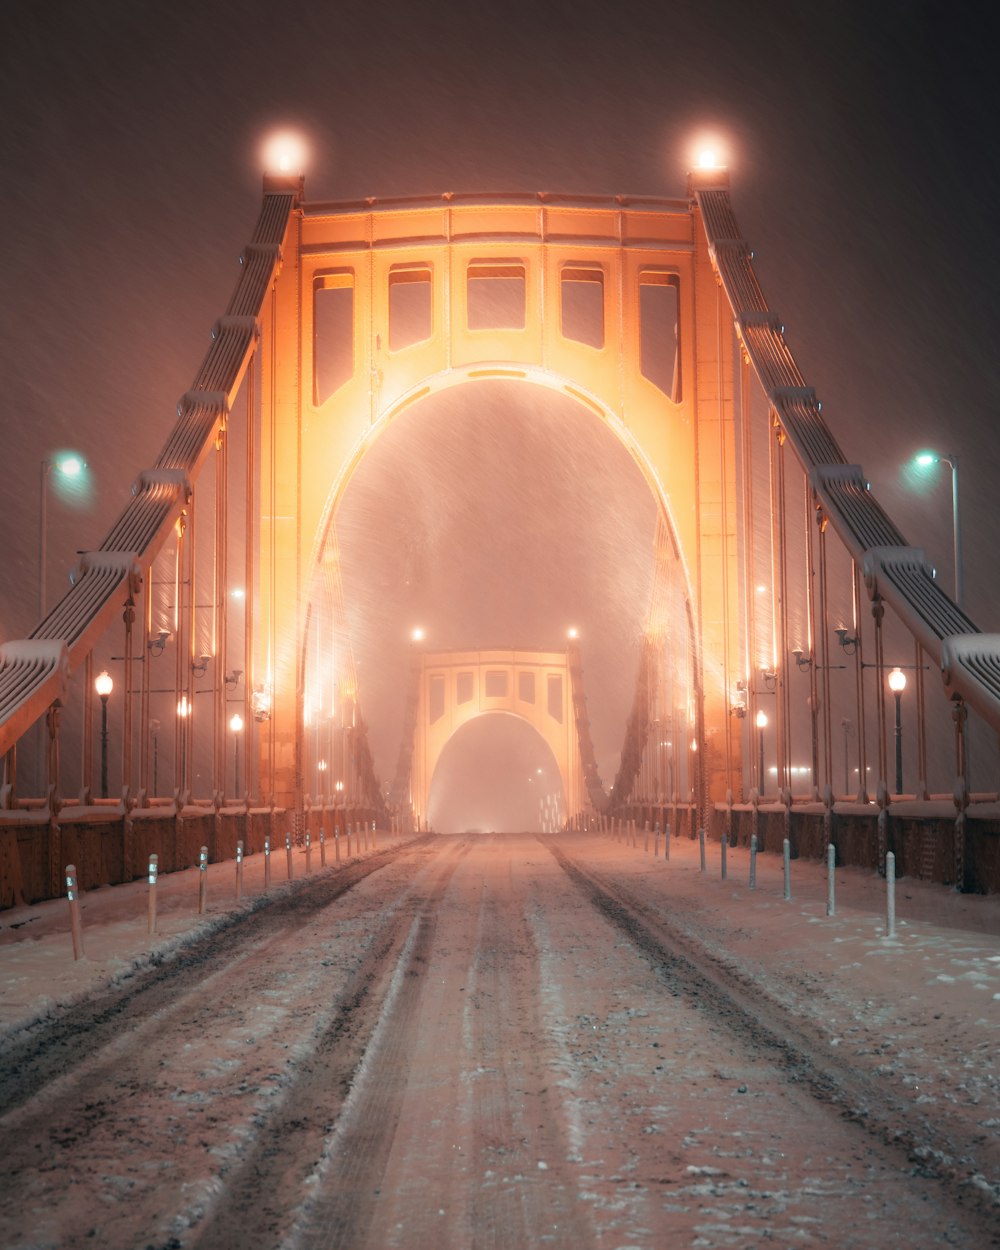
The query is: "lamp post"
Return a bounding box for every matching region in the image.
[39,453,85,619]
[150,718,160,796]
[755,710,768,797]
[230,712,244,799]
[95,670,113,799]
[888,668,907,795]
[914,451,963,609]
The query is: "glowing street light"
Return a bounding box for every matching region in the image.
[39,452,86,618]
[913,451,963,609]
[755,709,768,797]
[888,668,907,795]
[95,670,113,799]
[230,712,244,799]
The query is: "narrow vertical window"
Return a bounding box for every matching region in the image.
[314,272,354,404]
[388,265,433,350]
[518,671,536,704]
[456,672,474,704]
[639,272,681,402]
[561,266,604,348]
[467,262,526,330]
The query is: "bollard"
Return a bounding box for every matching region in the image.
[65,865,85,960]
[782,838,791,900]
[335,827,341,863]
[631,819,637,848]
[664,821,670,862]
[320,827,327,868]
[305,831,312,874]
[148,853,158,935]
[264,836,272,890]
[285,832,293,880]
[347,823,353,857]
[644,822,649,853]
[749,834,757,889]
[886,851,896,938]
[198,846,209,914]
[721,831,728,881]
[653,822,660,858]
[236,840,244,901]
[826,843,836,916]
[698,827,706,873]
[372,820,377,851]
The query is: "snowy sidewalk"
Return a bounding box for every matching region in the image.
[0,833,413,1039]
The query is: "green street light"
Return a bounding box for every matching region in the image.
[913,450,962,609]
[39,452,87,618]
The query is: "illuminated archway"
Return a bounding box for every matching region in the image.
[256,184,739,817]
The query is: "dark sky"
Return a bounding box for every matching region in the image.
[1,0,998,800]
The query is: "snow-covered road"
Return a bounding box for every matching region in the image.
[1,832,997,1248]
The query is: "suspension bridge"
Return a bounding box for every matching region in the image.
[1,163,998,906]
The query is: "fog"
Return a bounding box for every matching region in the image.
[334,381,659,820]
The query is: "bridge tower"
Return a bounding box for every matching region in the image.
[256,172,742,824]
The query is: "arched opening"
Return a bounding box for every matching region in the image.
[303,378,696,816]
[427,712,563,833]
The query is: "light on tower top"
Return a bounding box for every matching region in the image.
[261,130,309,177]
[696,148,720,170]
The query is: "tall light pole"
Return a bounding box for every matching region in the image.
[150,718,160,796]
[39,453,85,619]
[755,710,768,797]
[888,668,907,795]
[230,712,244,798]
[95,670,113,799]
[914,451,963,609]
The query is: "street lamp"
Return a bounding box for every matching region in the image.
[755,710,768,797]
[230,712,244,798]
[39,453,85,618]
[150,718,161,796]
[888,668,907,795]
[914,451,963,609]
[95,670,113,799]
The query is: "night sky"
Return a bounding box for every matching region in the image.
[2,1,998,800]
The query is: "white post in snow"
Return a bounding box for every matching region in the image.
[721,831,728,881]
[65,865,85,960]
[236,840,244,901]
[198,846,208,914]
[664,821,670,861]
[305,831,312,874]
[264,836,271,890]
[654,822,660,858]
[826,843,836,916]
[886,851,897,939]
[782,838,791,901]
[285,832,293,880]
[699,827,706,873]
[147,854,158,935]
[335,826,341,863]
[749,834,757,889]
[319,827,326,867]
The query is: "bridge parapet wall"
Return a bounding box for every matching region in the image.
[0,806,285,908]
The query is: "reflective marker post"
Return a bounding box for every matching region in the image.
[886,851,897,939]
[285,832,293,881]
[236,840,244,901]
[319,827,326,868]
[749,834,757,889]
[148,854,158,935]
[198,846,209,914]
[783,838,791,901]
[264,836,271,890]
[305,831,312,874]
[826,843,836,916]
[65,865,84,960]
